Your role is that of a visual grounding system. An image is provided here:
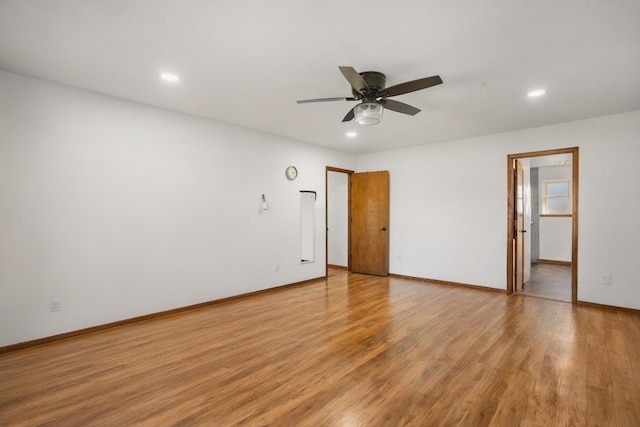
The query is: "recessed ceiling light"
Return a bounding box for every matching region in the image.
[160,72,180,82]
[346,131,357,138]
[527,89,546,98]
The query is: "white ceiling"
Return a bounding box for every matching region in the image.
[1,0,639,154]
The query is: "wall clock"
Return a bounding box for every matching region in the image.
[285,166,298,181]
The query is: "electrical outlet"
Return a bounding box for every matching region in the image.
[51,299,62,312]
[274,262,280,272]
[603,274,612,285]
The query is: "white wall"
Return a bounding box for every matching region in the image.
[327,171,348,266]
[539,217,572,262]
[0,71,357,347]
[358,110,640,310]
[2,69,639,348]
[538,165,572,262]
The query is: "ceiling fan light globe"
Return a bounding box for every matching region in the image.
[354,103,383,126]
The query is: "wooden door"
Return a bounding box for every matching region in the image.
[349,171,389,276]
[515,160,525,292]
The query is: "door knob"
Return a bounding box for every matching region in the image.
[379,227,387,231]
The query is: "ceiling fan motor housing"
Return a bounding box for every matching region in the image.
[352,71,386,99]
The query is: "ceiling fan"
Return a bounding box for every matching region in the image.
[297,66,443,125]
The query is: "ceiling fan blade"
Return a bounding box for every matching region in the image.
[378,99,421,116]
[342,106,356,122]
[383,75,443,98]
[297,97,357,104]
[339,66,370,94]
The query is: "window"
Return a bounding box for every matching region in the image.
[542,179,571,215]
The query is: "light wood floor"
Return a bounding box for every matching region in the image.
[2,269,639,426]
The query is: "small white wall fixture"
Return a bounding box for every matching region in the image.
[300,191,316,263]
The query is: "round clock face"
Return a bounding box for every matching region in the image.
[286,166,298,180]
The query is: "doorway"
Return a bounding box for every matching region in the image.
[326,167,353,277]
[506,147,579,303]
[325,167,390,277]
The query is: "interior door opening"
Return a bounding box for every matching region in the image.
[326,167,353,277]
[325,167,390,278]
[507,148,579,303]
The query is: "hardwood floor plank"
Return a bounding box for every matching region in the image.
[490,369,538,426]
[1,269,640,426]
